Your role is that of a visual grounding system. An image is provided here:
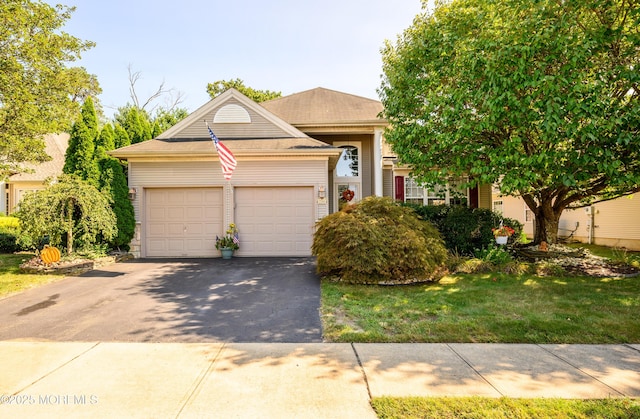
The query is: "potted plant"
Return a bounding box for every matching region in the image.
[492,224,515,245]
[216,223,239,259]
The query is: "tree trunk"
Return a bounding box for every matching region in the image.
[66,199,73,254]
[523,193,563,245]
[533,211,561,244]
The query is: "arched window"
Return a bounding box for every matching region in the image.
[335,145,359,177]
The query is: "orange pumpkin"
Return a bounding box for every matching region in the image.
[40,246,61,265]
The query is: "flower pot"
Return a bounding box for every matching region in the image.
[220,248,234,259]
[495,236,508,245]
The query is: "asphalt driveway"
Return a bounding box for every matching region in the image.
[0,258,322,343]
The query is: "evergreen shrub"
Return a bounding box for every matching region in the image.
[312,196,449,285]
[406,204,522,255]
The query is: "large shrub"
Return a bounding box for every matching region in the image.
[312,197,448,285]
[15,175,116,254]
[406,204,522,255]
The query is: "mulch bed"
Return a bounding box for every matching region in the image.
[514,244,640,278]
[20,253,133,275]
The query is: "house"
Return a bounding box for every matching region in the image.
[494,192,640,251]
[111,87,492,258]
[1,133,69,215]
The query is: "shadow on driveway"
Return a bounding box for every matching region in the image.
[0,257,322,343]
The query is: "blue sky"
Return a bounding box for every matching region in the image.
[55,0,429,118]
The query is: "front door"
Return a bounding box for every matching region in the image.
[334,142,361,210]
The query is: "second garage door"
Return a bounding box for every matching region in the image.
[235,187,314,256]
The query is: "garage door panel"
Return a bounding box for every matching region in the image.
[147,223,166,236]
[166,223,185,235]
[145,188,223,257]
[147,239,166,252]
[166,190,185,201]
[235,187,313,257]
[185,207,204,220]
[184,190,204,203]
[167,240,185,251]
[148,207,166,220]
[167,207,184,219]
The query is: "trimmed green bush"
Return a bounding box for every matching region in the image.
[312,197,449,285]
[406,204,522,255]
[0,217,22,253]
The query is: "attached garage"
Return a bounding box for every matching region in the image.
[235,187,315,256]
[110,88,341,258]
[145,188,223,257]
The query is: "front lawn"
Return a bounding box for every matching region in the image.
[0,253,66,298]
[321,264,640,344]
[372,396,640,419]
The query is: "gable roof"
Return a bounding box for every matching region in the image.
[9,133,69,182]
[261,87,386,127]
[110,88,341,163]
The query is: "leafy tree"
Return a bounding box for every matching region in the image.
[63,97,100,186]
[152,108,189,137]
[206,78,281,102]
[99,158,135,251]
[0,0,99,179]
[15,175,116,254]
[114,105,152,144]
[380,0,640,244]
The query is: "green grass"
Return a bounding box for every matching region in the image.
[372,396,640,419]
[321,265,640,344]
[0,253,66,298]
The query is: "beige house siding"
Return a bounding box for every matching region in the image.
[159,97,295,140]
[477,184,492,209]
[6,133,69,214]
[129,159,329,221]
[383,168,393,198]
[493,195,533,235]
[560,194,640,250]
[494,193,640,250]
[7,182,47,213]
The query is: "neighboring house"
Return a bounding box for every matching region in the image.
[1,133,69,215]
[111,87,492,258]
[493,192,640,251]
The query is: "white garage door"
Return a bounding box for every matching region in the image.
[145,188,223,257]
[235,187,314,256]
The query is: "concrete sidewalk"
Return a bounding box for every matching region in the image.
[0,342,638,418]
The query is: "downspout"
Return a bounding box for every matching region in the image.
[586,205,595,244]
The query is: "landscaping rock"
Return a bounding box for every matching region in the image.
[20,253,133,275]
[514,244,639,278]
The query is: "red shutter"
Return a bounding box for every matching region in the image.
[469,186,479,208]
[395,176,405,202]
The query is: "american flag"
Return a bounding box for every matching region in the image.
[233,232,240,245]
[207,122,237,180]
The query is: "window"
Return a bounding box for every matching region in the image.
[335,145,359,177]
[402,177,469,206]
[404,178,424,205]
[425,184,446,206]
[493,200,504,214]
[447,178,468,206]
[525,208,534,222]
